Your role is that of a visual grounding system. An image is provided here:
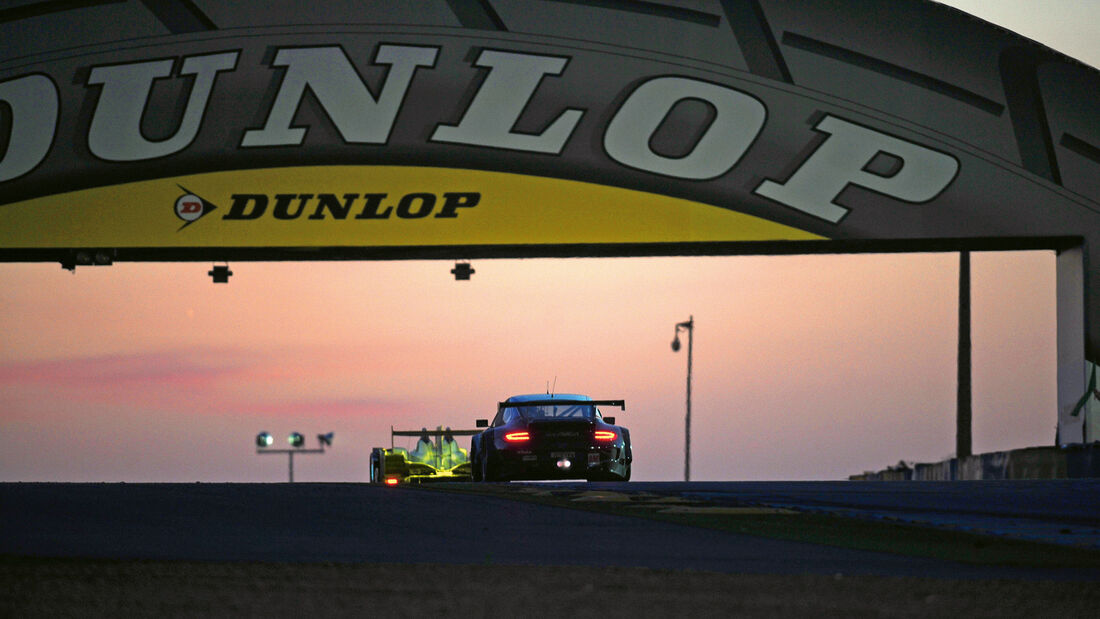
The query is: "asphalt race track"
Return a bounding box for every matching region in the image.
[582,479,1100,549]
[2,481,1098,580]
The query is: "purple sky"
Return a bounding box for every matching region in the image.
[1,2,1095,482]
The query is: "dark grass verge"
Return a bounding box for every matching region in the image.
[3,555,1099,619]
[419,483,1100,569]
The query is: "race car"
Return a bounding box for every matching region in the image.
[470,394,631,482]
[370,426,479,485]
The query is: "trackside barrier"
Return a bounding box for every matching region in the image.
[957,456,983,481]
[879,465,913,481]
[913,459,956,482]
[1005,447,1066,479]
[850,444,1100,481]
[1067,444,1100,478]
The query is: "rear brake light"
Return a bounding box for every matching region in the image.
[594,430,617,441]
[385,477,399,486]
[504,431,530,442]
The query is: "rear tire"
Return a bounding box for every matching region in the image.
[480,450,499,482]
[470,448,482,482]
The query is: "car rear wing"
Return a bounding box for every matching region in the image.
[497,399,625,411]
[390,426,480,448]
[391,428,482,437]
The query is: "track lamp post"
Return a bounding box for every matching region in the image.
[671,316,694,482]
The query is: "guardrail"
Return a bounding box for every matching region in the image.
[850,443,1100,481]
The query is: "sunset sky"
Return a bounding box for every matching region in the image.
[1,2,1096,483]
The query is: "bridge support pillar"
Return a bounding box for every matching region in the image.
[1056,244,1087,445]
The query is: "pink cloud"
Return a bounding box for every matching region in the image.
[0,350,244,387]
[0,349,420,421]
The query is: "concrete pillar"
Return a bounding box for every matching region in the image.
[1056,245,1086,445]
[1086,361,1099,443]
[957,251,972,458]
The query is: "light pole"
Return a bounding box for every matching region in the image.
[256,431,333,482]
[671,316,694,482]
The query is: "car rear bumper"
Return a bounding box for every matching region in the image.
[496,446,629,480]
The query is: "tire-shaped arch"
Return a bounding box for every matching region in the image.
[0,0,1097,363]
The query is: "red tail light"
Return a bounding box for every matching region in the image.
[504,431,530,442]
[594,430,617,441]
[385,477,399,486]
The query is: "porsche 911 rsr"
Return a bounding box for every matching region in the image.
[470,394,631,482]
[370,426,479,485]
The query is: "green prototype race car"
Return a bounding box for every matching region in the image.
[370,426,480,485]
